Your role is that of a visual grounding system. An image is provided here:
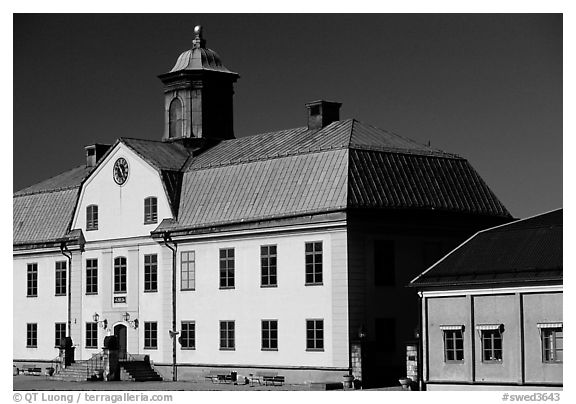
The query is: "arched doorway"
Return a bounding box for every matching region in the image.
[114,324,127,359]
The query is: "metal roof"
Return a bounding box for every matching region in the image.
[13,188,80,245]
[14,119,512,245]
[157,149,349,232]
[14,165,92,196]
[410,209,562,288]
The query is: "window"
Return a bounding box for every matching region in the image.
[262,320,278,350]
[374,240,395,286]
[305,242,323,285]
[375,318,396,353]
[55,323,66,347]
[144,322,158,349]
[181,251,195,290]
[541,325,563,363]
[306,319,324,351]
[86,259,98,295]
[169,98,183,139]
[27,323,38,347]
[478,325,503,362]
[261,245,277,287]
[144,254,158,292]
[441,326,464,362]
[27,263,38,297]
[219,248,235,289]
[86,205,98,231]
[180,321,195,350]
[114,257,127,294]
[86,322,98,349]
[144,197,158,224]
[220,321,235,350]
[55,261,67,296]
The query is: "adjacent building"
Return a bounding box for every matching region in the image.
[410,209,562,390]
[13,26,512,386]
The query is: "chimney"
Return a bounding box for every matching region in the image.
[305,100,342,130]
[85,144,111,167]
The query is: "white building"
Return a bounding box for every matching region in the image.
[13,26,512,386]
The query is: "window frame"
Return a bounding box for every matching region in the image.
[305,241,323,286]
[143,254,158,292]
[86,204,98,231]
[85,322,98,349]
[55,322,66,347]
[306,319,324,351]
[55,261,67,296]
[144,322,158,350]
[26,323,38,348]
[261,245,278,288]
[86,259,98,295]
[219,248,235,289]
[113,257,127,294]
[442,328,465,363]
[219,320,235,351]
[144,197,158,224]
[261,319,278,351]
[180,251,196,291]
[168,97,184,139]
[481,329,503,363]
[541,327,563,363]
[27,263,38,297]
[180,321,196,350]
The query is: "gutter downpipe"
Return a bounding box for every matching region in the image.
[162,232,178,382]
[417,291,424,391]
[60,242,73,338]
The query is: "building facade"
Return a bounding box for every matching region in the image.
[411,209,562,390]
[13,26,512,386]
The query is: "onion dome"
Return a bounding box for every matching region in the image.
[169,25,236,74]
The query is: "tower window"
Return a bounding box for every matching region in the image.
[169,98,183,139]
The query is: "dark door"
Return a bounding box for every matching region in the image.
[114,324,127,359]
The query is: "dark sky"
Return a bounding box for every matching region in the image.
[13,14,562,219]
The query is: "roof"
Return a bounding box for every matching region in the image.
[167,26,238,76]
[14,118,511,245]
[14,187,80,246]
[155,119,509,233]
[410,209,563,288]
[14,165,92,196]
[14,166,92,247]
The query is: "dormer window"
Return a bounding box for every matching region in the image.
[86,205,98,231]
[144,197,158,224]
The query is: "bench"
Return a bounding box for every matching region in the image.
[204,369,233,384]
[249,371,285,386]
[26,367,42,376]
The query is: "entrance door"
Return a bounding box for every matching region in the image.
[114,324,127,359]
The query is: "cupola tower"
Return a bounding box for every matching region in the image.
[158,26,239,141]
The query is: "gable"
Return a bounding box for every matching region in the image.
[71,143,174,241]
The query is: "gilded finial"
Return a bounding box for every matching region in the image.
[192,25,205,49]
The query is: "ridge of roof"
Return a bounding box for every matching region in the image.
[14,165,92,196]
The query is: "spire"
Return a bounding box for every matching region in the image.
[192,25,206,49]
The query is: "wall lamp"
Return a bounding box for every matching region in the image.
[92,313,108,329]
[123,312,139,329]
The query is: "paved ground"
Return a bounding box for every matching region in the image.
[13,375,404,391]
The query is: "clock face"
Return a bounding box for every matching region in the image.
[113,158,129,185]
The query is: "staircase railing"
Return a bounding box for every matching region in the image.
[86,352,105,380]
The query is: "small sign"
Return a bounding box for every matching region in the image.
[114,296,126,304]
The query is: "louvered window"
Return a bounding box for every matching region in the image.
[169,98,183,139]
